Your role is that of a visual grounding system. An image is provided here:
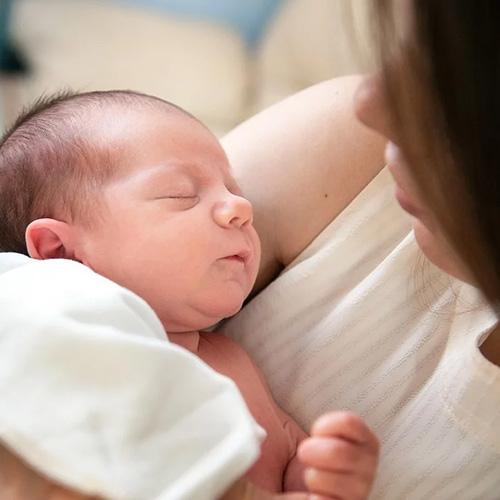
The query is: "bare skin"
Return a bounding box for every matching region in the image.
[220,479,305,500]
[0,77,384,500]
[221,75,386,295]
[0,410,379,500]
[223,412,379,500]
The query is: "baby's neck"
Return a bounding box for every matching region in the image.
[167,330,201,354]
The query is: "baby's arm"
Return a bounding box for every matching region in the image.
[276,408,308,492]
[221,478,308,500]
[224,425,379,500]
[1,415,378,500]
[244,352,378,498]
[0,442,297,500]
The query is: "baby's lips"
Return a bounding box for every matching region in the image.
[221,247,252,264]
[236,248,252,263]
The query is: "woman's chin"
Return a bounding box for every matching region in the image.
[413,220,472,283]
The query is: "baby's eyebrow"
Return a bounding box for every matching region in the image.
[109,163,190,193]
[117,160,235,192]
[144,163,191,180]
[170,161,236,188]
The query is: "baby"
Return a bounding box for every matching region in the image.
[0,90,379,499]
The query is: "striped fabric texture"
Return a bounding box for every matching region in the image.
[221,167,500,500]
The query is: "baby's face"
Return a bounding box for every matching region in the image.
[76,106,261,332]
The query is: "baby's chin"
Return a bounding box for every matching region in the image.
[200,300,246,327]
[203,287,250,316]
[163,298,247,333]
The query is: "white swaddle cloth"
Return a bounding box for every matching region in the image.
[0,255,263,500]
[222,167,500,499]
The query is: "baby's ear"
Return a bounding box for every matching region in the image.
[25,219,79,261]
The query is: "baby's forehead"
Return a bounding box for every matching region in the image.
[86,105,233,181]
[91,101,200,141]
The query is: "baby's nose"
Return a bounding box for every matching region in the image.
[213,194,253,229]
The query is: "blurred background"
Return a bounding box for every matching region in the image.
[0,0,372,137]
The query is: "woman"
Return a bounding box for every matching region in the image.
[221,1,500,499]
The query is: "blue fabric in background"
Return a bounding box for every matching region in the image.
[110,0,283,47]
[0,0,14,69]
[0,0,26,73]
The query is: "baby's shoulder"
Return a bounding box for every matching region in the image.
[198,331,267,384]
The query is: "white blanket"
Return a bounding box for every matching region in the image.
[0,255,263,500]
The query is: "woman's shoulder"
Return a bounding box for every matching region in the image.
[222,76,386,294]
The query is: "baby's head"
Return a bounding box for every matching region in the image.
[0,90,261,331]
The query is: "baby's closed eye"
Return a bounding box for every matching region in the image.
[152,194,200,209]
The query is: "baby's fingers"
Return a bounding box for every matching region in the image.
[297,412,379,500]
[311,412,378,452]
[298,436,376,476]
[304,468,371,500]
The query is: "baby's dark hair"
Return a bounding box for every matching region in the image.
[0,89,196,255]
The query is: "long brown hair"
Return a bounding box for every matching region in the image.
[371,0,500,311]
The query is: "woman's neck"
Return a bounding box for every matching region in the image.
[479,324,500,367]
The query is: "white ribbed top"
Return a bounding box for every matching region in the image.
[221,168,500,500]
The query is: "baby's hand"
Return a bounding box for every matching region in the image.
[297,411,379,500]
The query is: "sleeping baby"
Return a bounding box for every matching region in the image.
[0,90,379,499]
